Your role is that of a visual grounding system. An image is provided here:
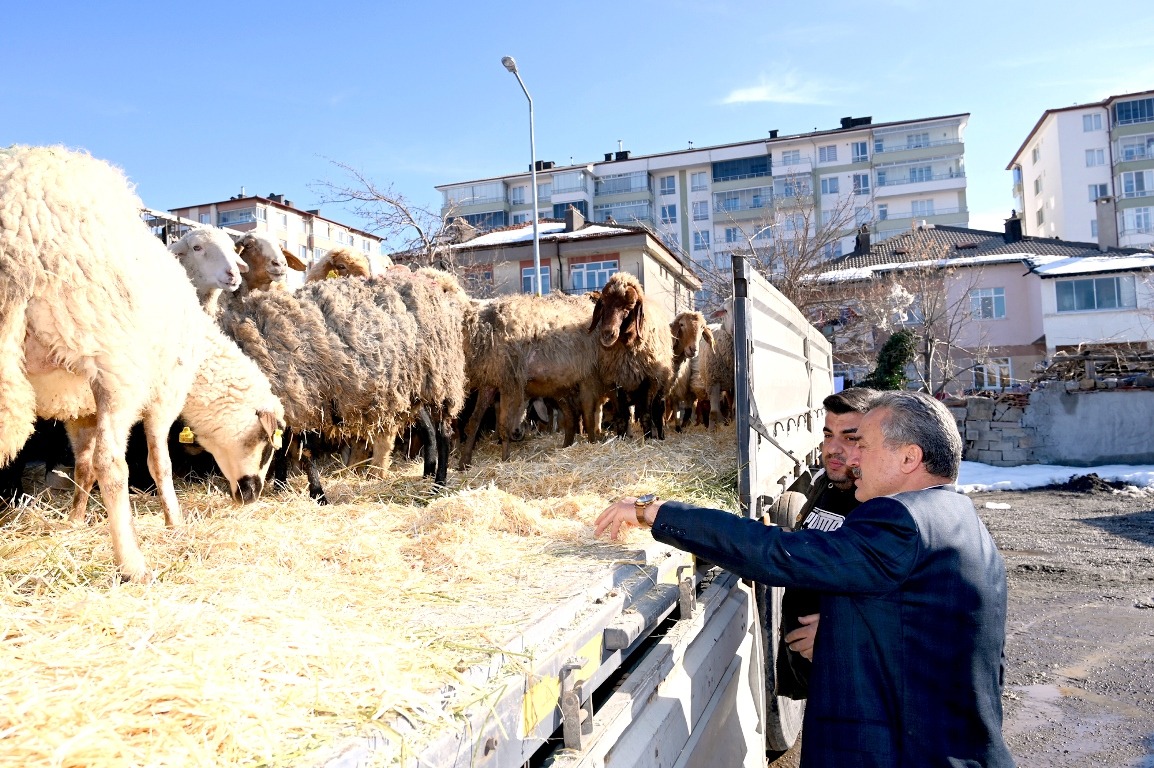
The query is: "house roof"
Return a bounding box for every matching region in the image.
[817,224,1153,283]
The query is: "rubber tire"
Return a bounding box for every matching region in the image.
[770,490,808,531]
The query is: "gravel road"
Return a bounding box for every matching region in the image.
[771,478,1154,767]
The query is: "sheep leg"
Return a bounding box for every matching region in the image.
[709,384,724,428]
[415,408,437,479]
[649,393,667,440]
[299,447,328,505]
[141,413,182,527]
[65,418,98,524]
[370,426,399,476]
[613,389,632,438]
[91,384,149,582]
[458,386,495,469]
[430,406,452,488]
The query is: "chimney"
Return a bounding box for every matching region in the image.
[268,193,283,203]
[855,223,871,254]
[769,129,779,139]
[1003,210,1023,244]
[564,205,585,232]
[240,185,246,197]
[615,150,631,161]
[1094,196,1119,251]
[284,199,293,208]
[604,152,613,162]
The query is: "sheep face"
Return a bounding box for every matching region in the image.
[191,408,284,503]
[235,233,306,291]
[305,246,371,283]
[670,311,714,360]
[169,228,247,294]
[590,276,645,349]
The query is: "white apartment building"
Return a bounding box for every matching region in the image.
[437,114,970,279]
[1008,89,1154,249]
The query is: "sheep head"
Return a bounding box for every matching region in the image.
[234,232,306,292]
[169,227,247,298]
[305,246,371,283]
[589,273,645,349]
[670,311,713,360]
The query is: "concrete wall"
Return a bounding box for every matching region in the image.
[949,397,1037,467]
[1023,386,1154,465]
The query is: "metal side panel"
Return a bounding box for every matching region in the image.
[306,546,693,768]
[547,571,765,768]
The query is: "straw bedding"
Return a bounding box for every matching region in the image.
[0,426,738,767]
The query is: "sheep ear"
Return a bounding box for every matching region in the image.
[588,297,604,334]
[628,296,645,341]
[258,409,279,442]
[168,240,186,256]
[284,251,307,271]
[702,324,716,351]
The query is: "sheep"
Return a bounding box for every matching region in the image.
[589,272,675,440]
[217,267,467,499]
[690,322,735,428]
[457,291,606,468]
[304,245,378,283]
[0,145,286,582]
[168,227,249,314]
[665,311,714,431]
[232,231,307,294]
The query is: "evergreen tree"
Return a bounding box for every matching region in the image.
[861,329,917,390]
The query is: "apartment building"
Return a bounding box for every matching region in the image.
[167,191,385,287]
[1008,89,1154,249]
[436,114,970,279]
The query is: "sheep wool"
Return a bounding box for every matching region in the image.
[0,145,284,582]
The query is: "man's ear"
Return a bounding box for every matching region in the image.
[898,443,923,475]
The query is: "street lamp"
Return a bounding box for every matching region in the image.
[501,55,542,295]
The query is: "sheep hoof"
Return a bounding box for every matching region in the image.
[117,563,155,585]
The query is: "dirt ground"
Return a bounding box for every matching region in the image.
[770,478,1154,767]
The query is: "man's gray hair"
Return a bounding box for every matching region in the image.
[871,391,962,480]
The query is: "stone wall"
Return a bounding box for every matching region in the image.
[947,395,1037,468]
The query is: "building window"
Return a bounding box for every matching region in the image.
[909,166,932,183]
[278,212,288,228]
[820,176,840,195]
[1036,207,1045,225]
[692,200,709,221]
[1120,134,1154,161]
[1085,149,1105,167]
[660,175,676,196]
[299,245,308,262]
[1091,219,1098,238]
[974,358,1012,391]
[537,182,552,200]
[313,247,327,262]
[512,212,531,225]
[553,201,588,219]
[911,199,935,218]
[521,265,551,294]
[218,207,266,226]
[1031,146,1040,164]
[199,213,210,225]
[970,287,1006,320]
[822,241,844,259]
[1056,275,1137,312]
[907,132,930,149]
[818,145,837,163]
[1114,97,1154,126]
[1033,177,1043,194]
[693,231,710,251]
[511,185,526,205]
[851,141,868,163]
[877,204,888,221]
[1124,207,1153,234]
[660,204,677,224]
[1088,183,1109,202]
[712,156,770,182]
[1083,113,1103,131]
[724,227,741,243]
[1122,170,1153,198]
[570,260,618,293]
[690,171,708,191]
[852,174,870,195]
[782,149,801,166]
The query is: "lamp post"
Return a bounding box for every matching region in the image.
[501,55,542,295]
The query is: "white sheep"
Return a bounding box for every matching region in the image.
[168,227,248,313]
[0,145,285,582]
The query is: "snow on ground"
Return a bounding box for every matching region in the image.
[957,461,1154,493]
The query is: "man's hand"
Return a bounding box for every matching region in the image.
[595,497,660,540]
[784,613,820,660]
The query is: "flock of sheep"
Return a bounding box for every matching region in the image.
[0,145,736,582]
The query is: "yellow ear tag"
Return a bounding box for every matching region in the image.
[179,426,196,444]
[272,428,283,449]
[326,269,339,279]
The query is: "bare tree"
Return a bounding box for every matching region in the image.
[687,169,864,314]
[812,237,999,395]
[309,158,460,269]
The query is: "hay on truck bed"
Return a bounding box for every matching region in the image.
[0,426,739,767]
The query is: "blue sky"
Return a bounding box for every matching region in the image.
[4,1,1153,247]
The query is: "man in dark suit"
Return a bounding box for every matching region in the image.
[596,391,1014,767]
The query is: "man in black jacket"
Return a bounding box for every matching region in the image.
[777,387,880,699]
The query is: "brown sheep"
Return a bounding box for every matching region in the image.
[305,245,376,283]
[690,322,735,428]
[665,311,714,431]
[589,273,674,440]
[233,232,307,294]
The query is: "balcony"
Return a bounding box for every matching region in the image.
[873,137,962,154]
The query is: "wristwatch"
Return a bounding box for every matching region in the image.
[634,493,659,526]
